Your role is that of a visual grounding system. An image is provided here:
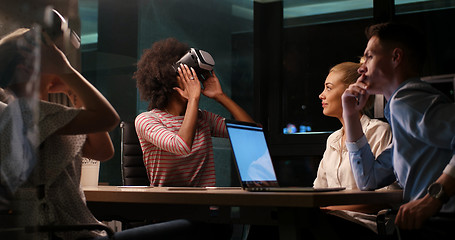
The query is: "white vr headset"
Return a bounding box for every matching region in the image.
[172,48,215,81]
[43,8,81,50]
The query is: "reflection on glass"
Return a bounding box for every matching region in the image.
[1,3,80,237]
[133,0,254,187]
[0,26,41,236]
[79,0,98,48]
[0,27,41,191]
[136,0,254,116]
[283,0,373,27]
[281,0,455,135]
[396,0,455,14]
[282,0,374,134]
[283,0,443,26]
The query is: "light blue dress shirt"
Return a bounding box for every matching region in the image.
[347,78,455,213]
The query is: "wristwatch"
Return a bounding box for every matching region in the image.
[427,182,449,203]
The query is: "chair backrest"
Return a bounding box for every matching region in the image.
[120,121,149,186]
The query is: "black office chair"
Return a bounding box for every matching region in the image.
[376,208,455,240]
[376,209,397,240]
[119,121,153,229]
[120,121,149,186]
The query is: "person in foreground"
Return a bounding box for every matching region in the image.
[342,22,455,239]
[0,28,195,240]
[134,38,254,187]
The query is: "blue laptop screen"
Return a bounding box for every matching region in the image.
[225,122,278,183]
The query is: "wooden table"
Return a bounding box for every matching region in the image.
[84,186,402,239]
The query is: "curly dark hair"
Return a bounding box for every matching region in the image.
[134,38,189,110]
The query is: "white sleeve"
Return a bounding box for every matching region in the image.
[443,155,455,178]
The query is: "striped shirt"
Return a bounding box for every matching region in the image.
[135,109,227,187]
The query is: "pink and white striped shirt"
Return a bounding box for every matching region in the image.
[135,109,228,187]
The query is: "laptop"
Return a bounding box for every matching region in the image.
[225,119,345,192]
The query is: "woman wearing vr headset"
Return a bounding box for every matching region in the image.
[134,38,254,187]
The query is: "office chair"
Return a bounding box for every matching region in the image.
[120,121,149,186]
[376,209,397,240]
[376,208,455,240]
[119,121,153,229]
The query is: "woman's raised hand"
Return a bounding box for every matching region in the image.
[201,71,223,100]
[174,64,201,101]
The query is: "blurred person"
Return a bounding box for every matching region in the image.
[1,27,195,240]
[0,26,118,239]
[134,38,254,187]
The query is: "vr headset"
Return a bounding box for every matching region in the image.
[172,48,215,81]
[43,8,81,50]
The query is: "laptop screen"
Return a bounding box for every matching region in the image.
[225,120,279,188]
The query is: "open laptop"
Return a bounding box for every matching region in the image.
[225,119,345,192]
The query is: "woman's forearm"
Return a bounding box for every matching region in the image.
[177,98,200,149]
[56,68,120,134]
[83,132,114,161]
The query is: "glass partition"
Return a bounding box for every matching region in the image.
[284,0,373,27]
[79,0,254,124]
[396,0,455,14]
[281,0,374,135]
[280,0,455,135]
[1,1,80,236]
[137,0,254,187]
[136,0,254,116]
[79,0,98,49]
[78,0,254,186]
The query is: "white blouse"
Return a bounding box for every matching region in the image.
[313,115,392,190]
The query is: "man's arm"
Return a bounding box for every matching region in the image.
[347,137,395,190]
[342,82,395,190]
[342,81,380,190]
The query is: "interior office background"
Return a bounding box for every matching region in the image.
[1,0,455,187]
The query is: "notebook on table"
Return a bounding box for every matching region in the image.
[225,119,345,192]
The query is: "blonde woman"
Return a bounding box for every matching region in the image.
[314,62,393,239]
